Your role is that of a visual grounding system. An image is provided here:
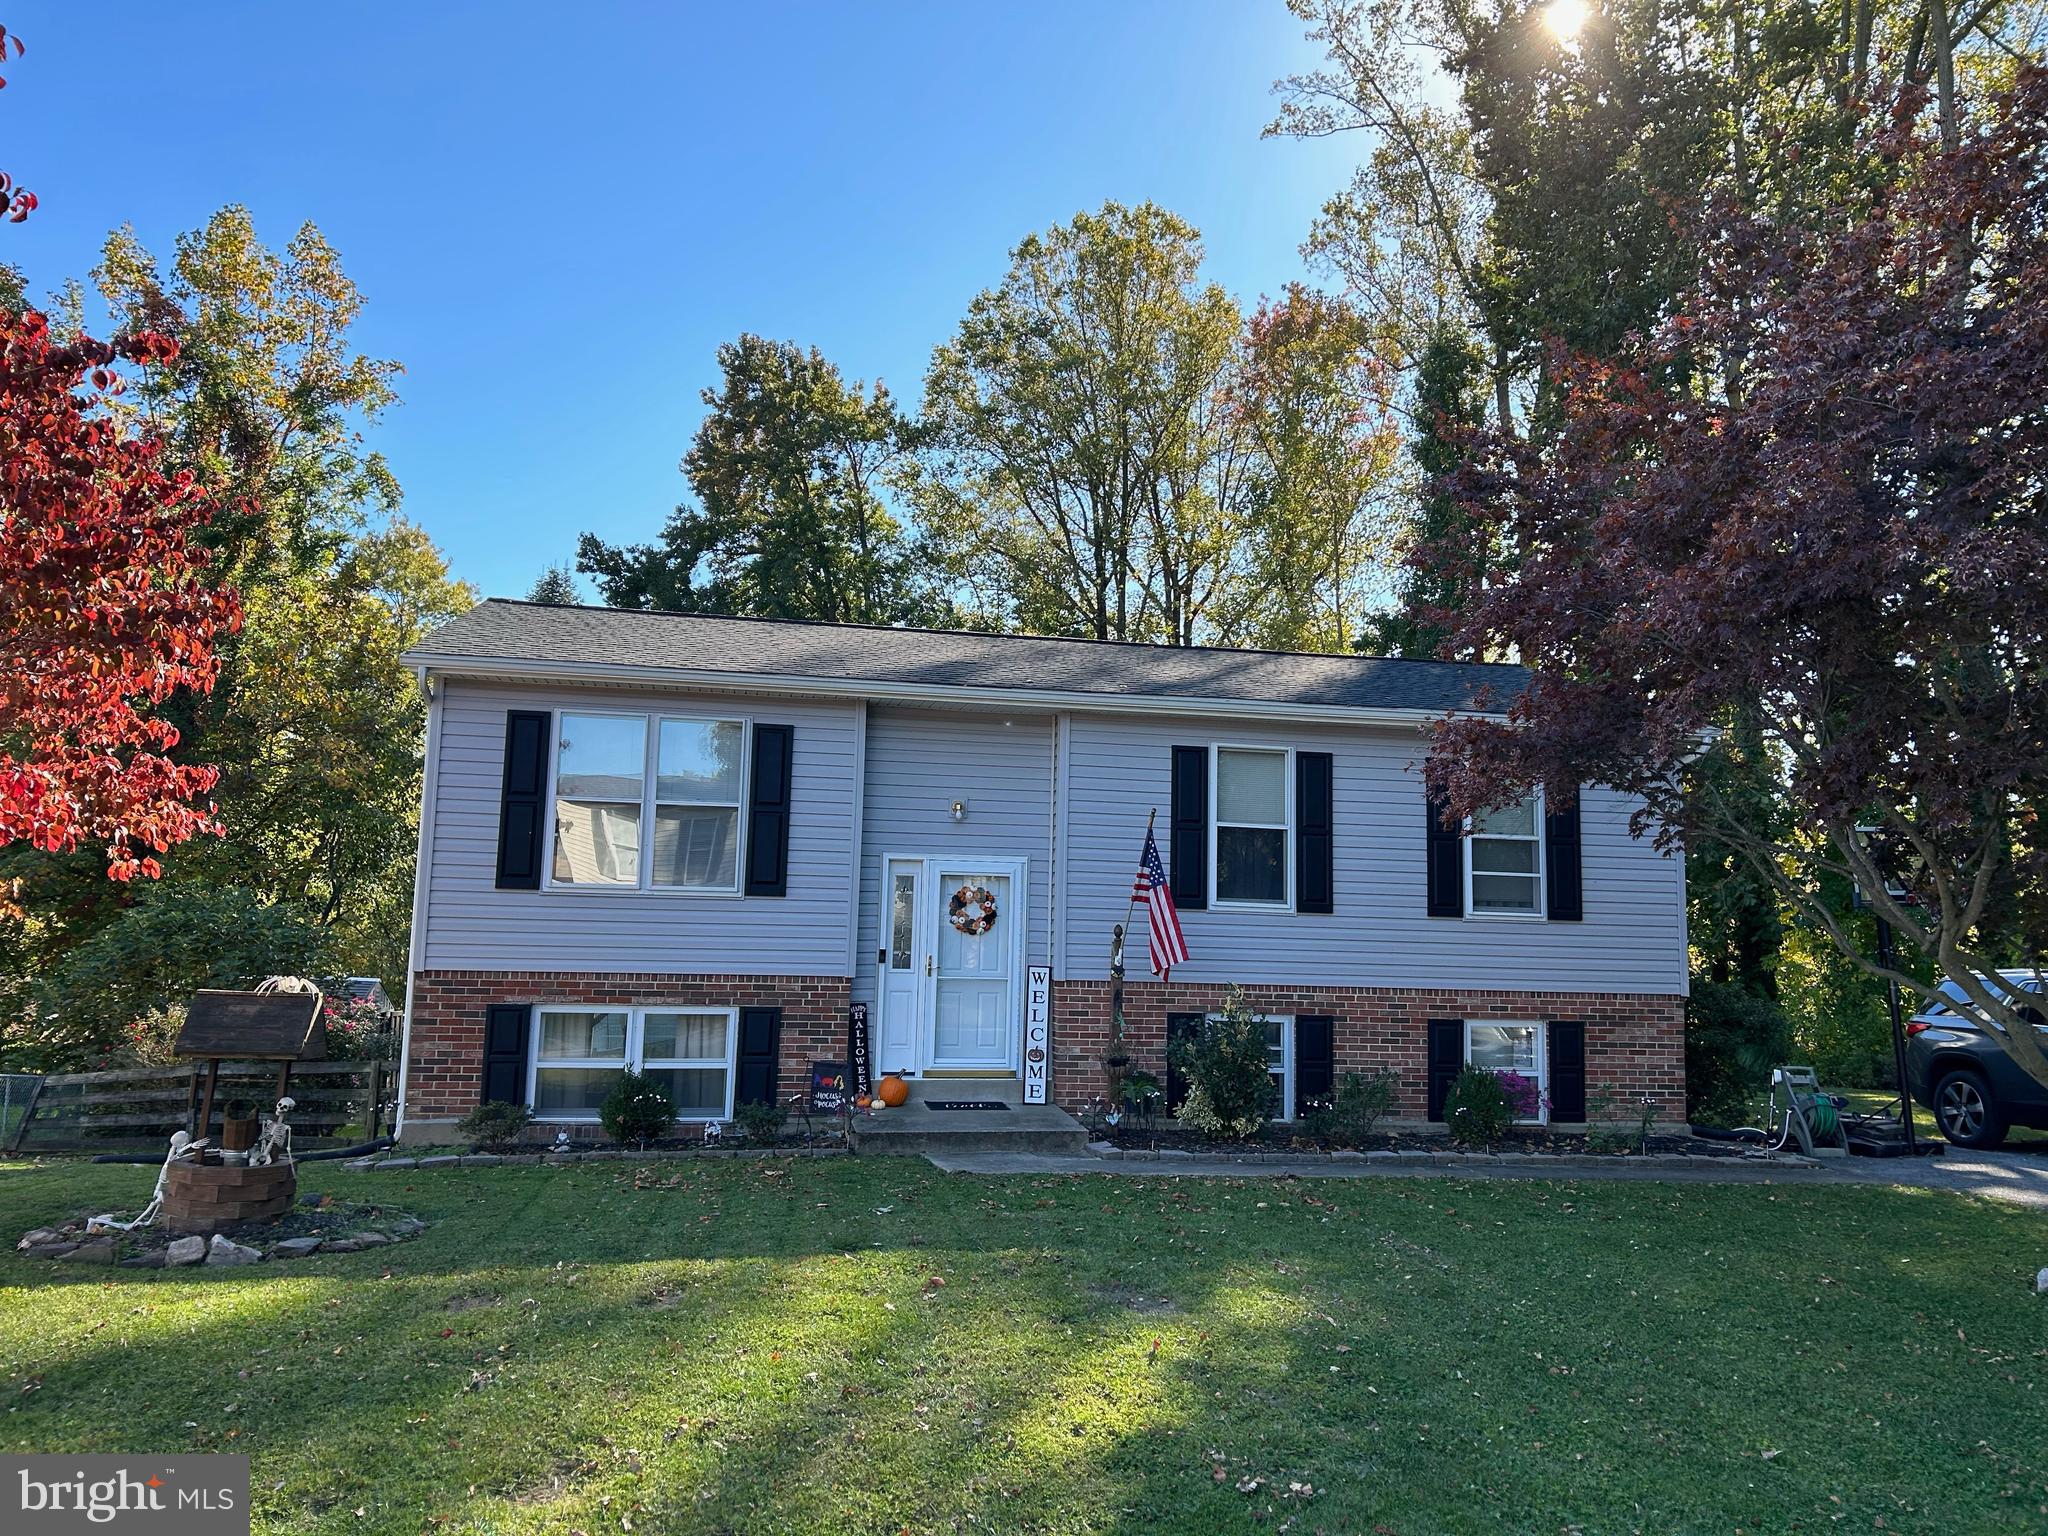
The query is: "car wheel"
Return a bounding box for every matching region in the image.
[1933,1068,2008,1150]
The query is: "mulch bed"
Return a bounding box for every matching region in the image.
[1087,1120,1755,1160]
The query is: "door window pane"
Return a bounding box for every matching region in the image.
[889,872,916,969]
[657,719,743,802]
[1216,826,1286,904]
[556,714,646,800]
[1217,749,1286,824]
[651,805,739,889]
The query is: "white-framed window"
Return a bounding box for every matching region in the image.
[548,711,748,892]
[528,1005,737,1122]
[1464,1020,1547,1124]
[1211,744,1292,908]
[1203,1008,1296,1120]
[1465,789,1544,917]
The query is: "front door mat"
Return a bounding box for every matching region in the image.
[925,1101,1011,1112]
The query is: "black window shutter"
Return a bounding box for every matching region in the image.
[1295,752,1335,914]
[1169,746,1208,910]
[735,1006,781,1107]
[482,1004,531,1105]
[1165,1012,1203,1113]
[744,723,794,897]
[1545,788,1583,922]
[1426,1018,1463,1122]
[1294,1015,1335,1107]
[495,710,550,890]
[1425,794,1463,917]
[1547,1021,1587,1122]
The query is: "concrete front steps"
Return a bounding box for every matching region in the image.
[848,1076,1090,1158]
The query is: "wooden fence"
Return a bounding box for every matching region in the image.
[7,1058,393,1154]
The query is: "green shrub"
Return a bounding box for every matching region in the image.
[1686,980,1793,1125]
[12,882,329,1072]
[458,1100,534,1152]
[599,1069,676,1147]
[734,1099,788,1144]
[1444,1066,1516,1150]
[1119,1070,1164,1111]
[1301,1069,1398,1148]
[1168,987,1277,1140]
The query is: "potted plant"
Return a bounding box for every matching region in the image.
[220,1098,259,1152]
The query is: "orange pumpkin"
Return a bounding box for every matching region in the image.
[876,1074,909,1108]
[853,1093,872,1110]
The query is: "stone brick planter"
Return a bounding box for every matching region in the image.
[162,1159,296,1234]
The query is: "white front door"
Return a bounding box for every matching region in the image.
[929,865,1018,1070]
[873,855,1026,1076]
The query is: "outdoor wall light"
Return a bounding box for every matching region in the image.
[951,799,968,822]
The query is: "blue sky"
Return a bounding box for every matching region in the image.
[4,1,1357,601]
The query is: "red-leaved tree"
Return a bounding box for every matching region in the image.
[0,23,33,224]
[1,308,242,882]
[1423,69,2048,1089]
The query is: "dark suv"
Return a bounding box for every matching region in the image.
[1903,969,2048,1148]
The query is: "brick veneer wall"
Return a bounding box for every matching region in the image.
[402,970,850,1130]
[1051,980,1686,1126]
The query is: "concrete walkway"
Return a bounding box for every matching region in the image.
[923,1142,2048,1210]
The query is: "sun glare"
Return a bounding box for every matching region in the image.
[1541,0,1591,41]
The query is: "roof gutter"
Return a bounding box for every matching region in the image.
[398,651,1506,728]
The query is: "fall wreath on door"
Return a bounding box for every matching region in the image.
[947,883,998,937]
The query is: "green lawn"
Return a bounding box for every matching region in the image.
[2,1158,2043,1535]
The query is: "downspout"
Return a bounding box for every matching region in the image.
[391,666,444,1142]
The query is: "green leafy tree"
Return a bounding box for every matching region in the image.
[0,208,469,1033]
[916,201,1256,644]
[9,883,329,1073]
[1358,319,1489,657]
[526,564,581,605]
[1233,285,1403,651]
[579,334,930,624]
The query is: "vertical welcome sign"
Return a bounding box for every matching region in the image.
[1023,966,1050,1104]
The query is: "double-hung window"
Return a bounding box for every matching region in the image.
[1212,745,1291,907]
[1464,1020,1547,1123]
[529,1005,737,1121]
[1466,790,1544,916]
[550,712,746,891]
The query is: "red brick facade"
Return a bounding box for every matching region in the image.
[1050,980,1686,1126]
[401,970,850,1129]
[401,970,1685,1133]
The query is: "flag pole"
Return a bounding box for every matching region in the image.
[1118,807,1156,945]
[1106,808,1157,1109]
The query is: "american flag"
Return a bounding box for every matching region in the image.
[1133,827,1190,976]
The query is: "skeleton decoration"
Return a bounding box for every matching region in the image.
[87,1130,204,1234]
[701,1122,723,1146]
[250,1097,297,1168]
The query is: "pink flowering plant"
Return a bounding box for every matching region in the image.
[322,995,397,1061]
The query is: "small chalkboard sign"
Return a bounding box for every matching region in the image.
[809,1061,849,1114]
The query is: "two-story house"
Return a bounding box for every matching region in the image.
[391,600,1687,1142]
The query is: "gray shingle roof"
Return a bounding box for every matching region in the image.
[404,600,1522,716]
